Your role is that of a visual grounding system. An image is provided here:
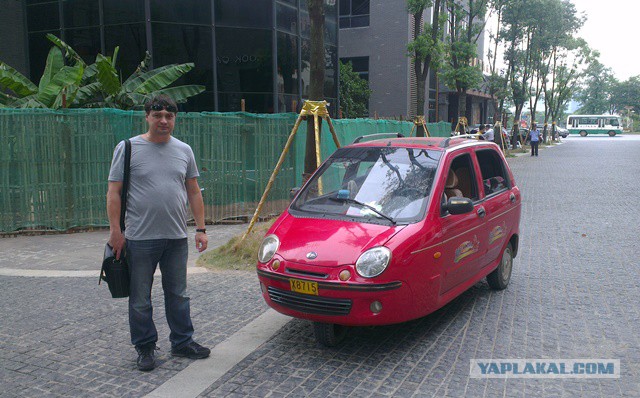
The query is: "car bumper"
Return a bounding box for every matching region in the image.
[256,265,415,326]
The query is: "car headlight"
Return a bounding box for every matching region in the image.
[356,247,391,278]
[258,234,280,263]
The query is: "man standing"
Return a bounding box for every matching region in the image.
[107,94,210,371]
[529,123,541,156]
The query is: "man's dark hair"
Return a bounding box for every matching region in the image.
[144,94,178,114]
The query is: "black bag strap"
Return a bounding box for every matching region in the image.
[119,139,131,232]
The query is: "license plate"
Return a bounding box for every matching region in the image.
[289,278,318,295]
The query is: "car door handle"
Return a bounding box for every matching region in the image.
[510,193,516,203]
[477,207,486,218]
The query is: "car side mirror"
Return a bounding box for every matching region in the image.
[289,187,301,201]
[445,197,474,215]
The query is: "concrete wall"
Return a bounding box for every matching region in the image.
[0,0,28,76]
[339,0,412,118]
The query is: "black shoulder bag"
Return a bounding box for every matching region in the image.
[100,139,131,298]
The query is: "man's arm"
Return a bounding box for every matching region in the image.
[106,181,125,259]
[186,177,208,252]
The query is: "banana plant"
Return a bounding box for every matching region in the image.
[0,46,83,109]
[47,34,205,109]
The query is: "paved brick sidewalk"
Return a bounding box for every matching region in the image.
[2,138,640,397]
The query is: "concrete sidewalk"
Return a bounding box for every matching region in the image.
[0,224,248,274]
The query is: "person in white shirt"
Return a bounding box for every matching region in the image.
[482,124,494,142]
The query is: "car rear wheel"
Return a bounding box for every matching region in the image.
[313,322,348,347]
[579,130,588,137]
[608,131,616,137]
[487,243,513,290]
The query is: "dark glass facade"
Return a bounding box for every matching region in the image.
[24,0,338,113]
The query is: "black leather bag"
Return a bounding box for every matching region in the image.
[101,243,130,298]
[99,139,131,298]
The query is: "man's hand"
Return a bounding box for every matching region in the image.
[195,231,208,252]
[109,230,126,260]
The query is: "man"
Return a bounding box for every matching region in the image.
[107,94,210,371]
[529,123,541,156]
[482,124,494,142]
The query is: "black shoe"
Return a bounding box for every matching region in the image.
[136,343,157,371]
[171,341,210,359]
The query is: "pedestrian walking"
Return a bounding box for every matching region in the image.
[106,94,210,371]
[529,123,541,156]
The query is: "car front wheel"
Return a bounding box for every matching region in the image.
[313,322,348,347]
[579,130,588,137]
[608,131,616,137]
[487,243,513,290]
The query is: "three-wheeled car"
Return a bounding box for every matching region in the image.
[257,134,521,346]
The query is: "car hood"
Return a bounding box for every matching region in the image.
[272,214,405,267]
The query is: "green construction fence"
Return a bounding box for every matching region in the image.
[0,108,451,232]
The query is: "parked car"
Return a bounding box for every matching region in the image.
[556,127,569,138]
[257,134,522,346]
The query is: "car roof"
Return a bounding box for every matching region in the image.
[347,136,495,152]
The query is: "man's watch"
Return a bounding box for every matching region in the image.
[196,228,206,233]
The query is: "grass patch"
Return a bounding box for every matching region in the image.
[197,219,276,271]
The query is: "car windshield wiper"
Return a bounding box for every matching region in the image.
[330,196,396,224]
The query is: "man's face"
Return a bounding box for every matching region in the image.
[146,109,176,136]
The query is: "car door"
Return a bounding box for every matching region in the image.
[475,147,519,269]
[438,151,486,294]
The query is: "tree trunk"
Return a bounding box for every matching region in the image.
[416,81,426,136]
[304,0,325,178]
[458,90,468,133]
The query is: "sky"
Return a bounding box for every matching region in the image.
[573,0,639,81]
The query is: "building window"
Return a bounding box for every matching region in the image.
[339,0,369,28]
[340,56,368,81]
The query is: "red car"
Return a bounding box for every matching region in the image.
[257,135,521,346]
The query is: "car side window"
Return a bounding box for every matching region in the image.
[475,149,510,196]
[441,153,478,215]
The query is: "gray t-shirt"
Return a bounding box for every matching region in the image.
[108,135,199,240]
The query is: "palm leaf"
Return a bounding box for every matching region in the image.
[0,62,38,97]
[39,47,65,95]
[37,64,84,107]
[129,63,195,94]
[46,34,86,66]
[14,95,47,108]
[95,54,121,96]
[152,85,205,103]
[0,91,17,106]
[73,82,102,105]
[82,63,98,84]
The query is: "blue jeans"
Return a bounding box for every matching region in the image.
[126,238,194,349]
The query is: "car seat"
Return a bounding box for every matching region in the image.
[445,169,463,199]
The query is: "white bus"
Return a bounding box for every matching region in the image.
[566,114,623,137]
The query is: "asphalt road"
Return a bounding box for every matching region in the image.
[1,135,639,397]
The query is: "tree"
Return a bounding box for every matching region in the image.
[502,0,554,142]
[609,75,640,115]
[486,0,511,124]
[304,0,326,178]
[407,0,444,135]
[441,0,488,131]
[576,54,615,115]
[544,37,588,139]
[339,61,371,118]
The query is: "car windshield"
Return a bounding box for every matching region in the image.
[290,146,441,224]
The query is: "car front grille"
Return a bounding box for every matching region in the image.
[267,286,352,316]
